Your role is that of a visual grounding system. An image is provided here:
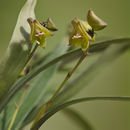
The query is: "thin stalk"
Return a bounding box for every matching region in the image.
[32,50,88,127]
[49,52,86,103]
[20,44,38,77]
[25,44,38,66]
[8,86,27,130]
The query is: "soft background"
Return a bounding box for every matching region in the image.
[0,0,130,130]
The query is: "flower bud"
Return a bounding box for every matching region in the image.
[45,18,58,31]
[87,9,107,31]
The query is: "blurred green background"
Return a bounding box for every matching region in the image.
[0,0,130,130]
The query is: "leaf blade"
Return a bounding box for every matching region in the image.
[0,38,130,112]
[31,39,130,130]
[32,96,130,130]
[9,42,68,129]
[0,0,36,103]
[54,41,130,104]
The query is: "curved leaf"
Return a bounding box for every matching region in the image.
[54,41,130,104]
[10,42,68,130]
[0,38,130,112]
[31,96,130,130]
[23,39,130,129]
[0,0,36,103]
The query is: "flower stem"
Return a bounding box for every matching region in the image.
[49,51,87,103]
[25,44,38,66]
[32,50,88,127]
[19,44,38,77]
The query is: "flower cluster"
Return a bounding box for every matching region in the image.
[27,10,107,52]
[69,10,107,51]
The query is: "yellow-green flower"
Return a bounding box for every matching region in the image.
[69,10,107,52]
[27,17,53,48]
[69,18,95,51]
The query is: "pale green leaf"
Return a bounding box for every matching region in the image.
[0,38,129,129]
[28,39,130,130]
[54,41,130,104]
[31,96,130,130]
[0,0,36,103]
[7,42,68,130]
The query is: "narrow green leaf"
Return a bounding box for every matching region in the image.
[54,42,130,104]
[8,42,68,130]
[31,96,130,130]
[30,39,130,130]
[12,38,130,128]
[0,38,129,113]
[1,106,7,130]
[63,108,93,130]
[0,0,36,103]
[54,38,130,68]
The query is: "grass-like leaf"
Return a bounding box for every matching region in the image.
[31,41,130,129]
[0,0,36,103]
[0,38,129,112]
[0,38,130,130]
[8,42,68,130]
[31,96,130,130]
[28,39,130,130]
[1,106,7,130]
[54,41,130,104]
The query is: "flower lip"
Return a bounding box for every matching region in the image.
[35,32,44,37]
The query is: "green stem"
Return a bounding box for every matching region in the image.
[32,51,87,127]
[19,44,38,77]
[25,44,38,66]
[49,51,87,103]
